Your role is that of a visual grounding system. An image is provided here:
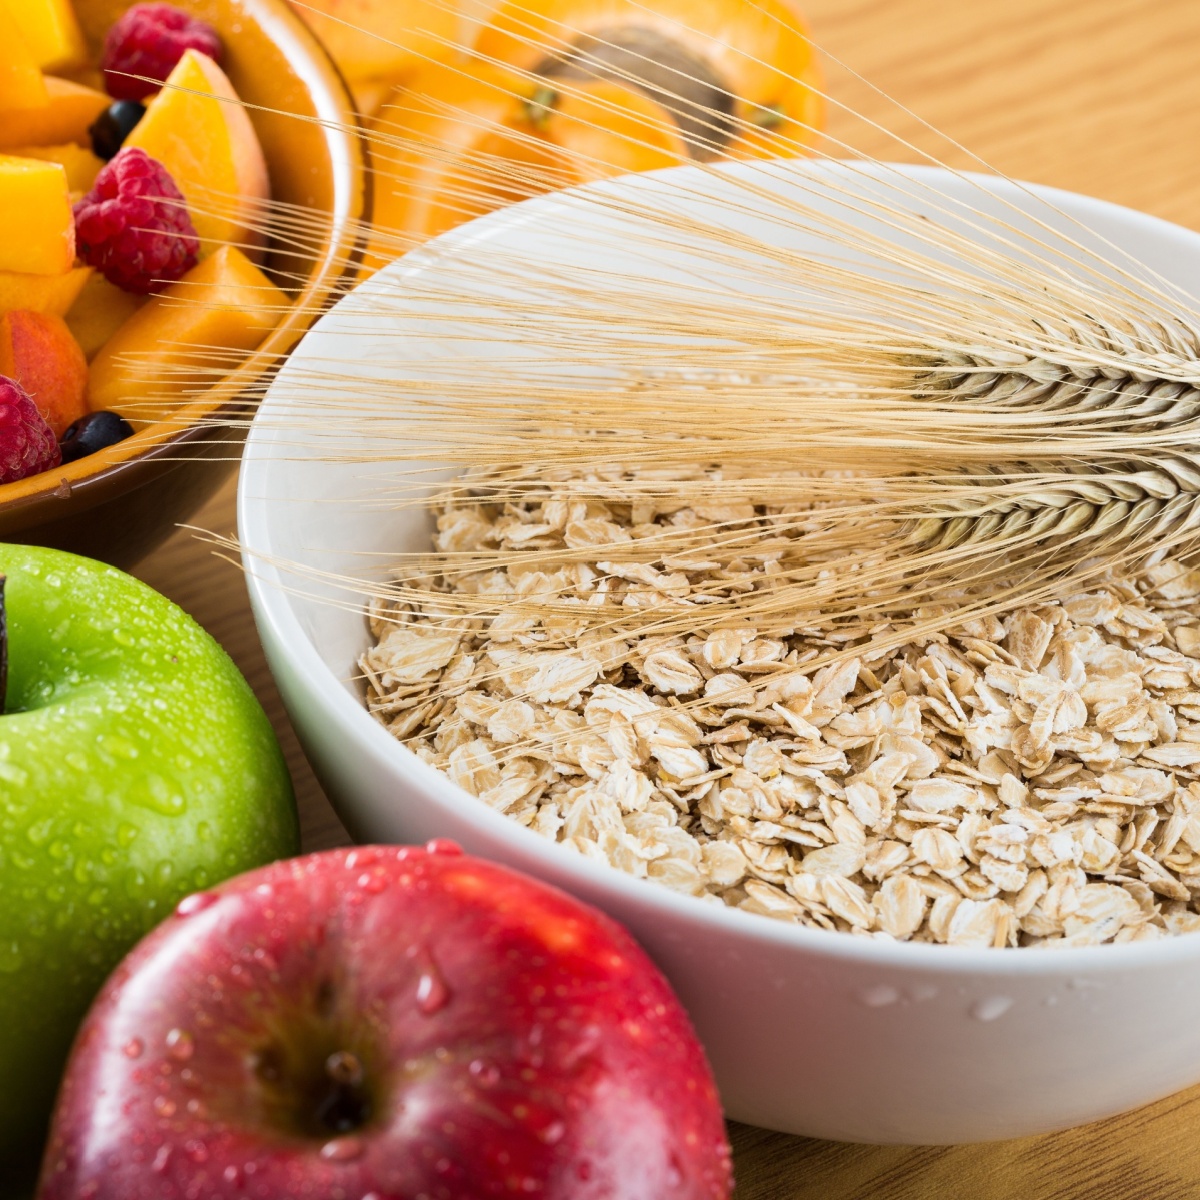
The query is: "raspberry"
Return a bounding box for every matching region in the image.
[102,2,223,102]
[74,147,200,294]
[0,376,61,484]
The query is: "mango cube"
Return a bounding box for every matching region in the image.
[10,142,102,192]
[64,273,144,360]
[0,265,91,318]
[0,77,109,150]
[126,50,270,257]
[87,246,289,422]
[0,6,48,111]
[0,156,74,275]
[4,0,87,72]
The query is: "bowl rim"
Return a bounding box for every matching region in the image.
[0,0,370,515]
[241,156,1200,975]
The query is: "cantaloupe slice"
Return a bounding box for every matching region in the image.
[0,8,49,112]
[0,76,109,150]
[3,0,87,73]
[0,156,74,275]
[0,265,90,318]
[87,246,288,423]
[125,50,270,258]
[64,273,143,360]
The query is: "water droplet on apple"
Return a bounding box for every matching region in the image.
[166,1028,195,1061]
[469,1059,500,1088]
[123,1038,145,1059]
[113,628,135,647]
[176,890,218,918]
[117,822,139,847]
[152,1095,176,1118]
[0,761,29,787]
[320,1136,365,1162]
[424,838,462,857]
[101,733,139,760]
[223,1165,241,1186]
[538,1120,565,1145]
[326,1051,365,1087]
[416,960,450,1015]
[25,817,53,845]
[152,1145,172,1172]
[155,861,174,887]
[666,1152,684,1187]
[252,946,278,971]
[356,871,386,894]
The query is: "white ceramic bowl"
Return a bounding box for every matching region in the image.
[239,160,1200,1144]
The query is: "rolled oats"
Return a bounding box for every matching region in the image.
[363,473,1200,947]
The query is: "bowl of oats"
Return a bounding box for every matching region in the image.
[239,159,1200,1143]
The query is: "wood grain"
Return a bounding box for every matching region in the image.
[130,2,1200,1193]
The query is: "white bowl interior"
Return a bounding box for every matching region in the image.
[240,160,1200,1143]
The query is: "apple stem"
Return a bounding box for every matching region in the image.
[0,574,6,715]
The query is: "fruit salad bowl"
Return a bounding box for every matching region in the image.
[0,0,367,568]
[241,160,1200,1145]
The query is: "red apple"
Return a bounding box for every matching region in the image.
[37,842,733,1199]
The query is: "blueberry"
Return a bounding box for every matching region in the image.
[59,412,135,463]
[88,101,147,161]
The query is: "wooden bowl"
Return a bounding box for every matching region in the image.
[0,0,368,568]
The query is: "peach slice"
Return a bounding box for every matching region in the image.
[87,245,288,423]
[64,273,145,360]
[0,310,89,437]
[0,265,91,318]
[5,0,87,73]
[125,50,270,258]
[0,77,109,151]
[0,155,74,275]
[0,7,49,111]
[10,142,103,192]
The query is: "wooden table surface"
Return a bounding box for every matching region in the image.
[132,1,1200,1193]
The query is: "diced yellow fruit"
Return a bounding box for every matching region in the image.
[4,0,87,72]
[0,265,91,317]
[0,76,109,150]
[87,246,288,422]
[10,142,101,192]
[126,50,270,258]
[0,7,49,111]
[0,156,74,275]
[64,272,144,360]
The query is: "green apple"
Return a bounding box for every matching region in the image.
[0,544,298,1168]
